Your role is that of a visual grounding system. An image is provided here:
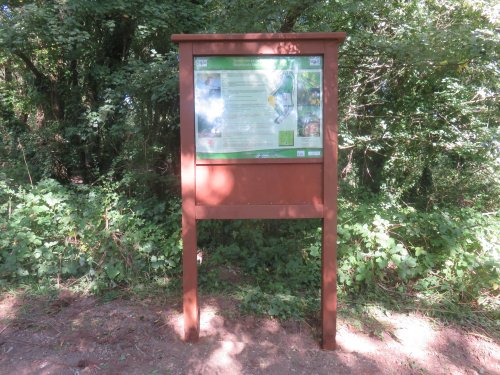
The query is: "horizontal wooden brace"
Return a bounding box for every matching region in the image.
[195,204,324,220]
[196,158,322,165]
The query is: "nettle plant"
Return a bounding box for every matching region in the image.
[337,214,419,287]
[335,199,499,307]
[0,178,183,291]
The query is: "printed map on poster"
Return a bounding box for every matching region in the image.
[194,56,323,159]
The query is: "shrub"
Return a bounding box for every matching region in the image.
[0,177,182,292]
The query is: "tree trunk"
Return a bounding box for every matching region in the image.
[279,1,318,32]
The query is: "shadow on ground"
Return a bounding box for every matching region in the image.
[0,290,498,375]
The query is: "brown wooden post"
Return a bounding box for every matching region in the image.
[172,33,345,349]
[322,41,340,350]
[179,41,199,342]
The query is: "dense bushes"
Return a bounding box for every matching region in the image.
[0,177,182,292]
[1,176,497,319]
[336,199,498,305]
[0,0,498,325]
[195,196,498,318]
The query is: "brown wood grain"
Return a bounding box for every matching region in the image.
[195,164,323,206]
[196,158,322,165]
[173,32,344,350]
[179,41,199,343]
[195,204,324,220]
[192,41,324,56]
[321,41,340,350]
[172,32,346,42]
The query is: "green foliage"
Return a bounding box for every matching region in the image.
[197,195,498,320]
[0,0,203,184]
[0,177,182,292]
[0,0,498,330]
[239,286,312,320]
[336,196,499,304]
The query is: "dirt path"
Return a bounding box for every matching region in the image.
[0,291,498,375]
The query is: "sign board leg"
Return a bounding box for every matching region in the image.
[183,217,199,342]
[322,217,337,350]
[179,40,199,342]
[322,40,340,350]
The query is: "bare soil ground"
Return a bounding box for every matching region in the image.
[0,290,498,375]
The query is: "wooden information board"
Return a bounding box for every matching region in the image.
[172,33,345,350]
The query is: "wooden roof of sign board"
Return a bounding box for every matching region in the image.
[171,33,346,42]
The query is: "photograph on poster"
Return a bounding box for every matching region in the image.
[195,73,223,138]
[268,71,295,124]
[297,71,321,138]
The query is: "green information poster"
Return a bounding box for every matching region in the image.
[194,56,323,159]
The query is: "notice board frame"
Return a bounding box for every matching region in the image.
[171,32,345,350]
